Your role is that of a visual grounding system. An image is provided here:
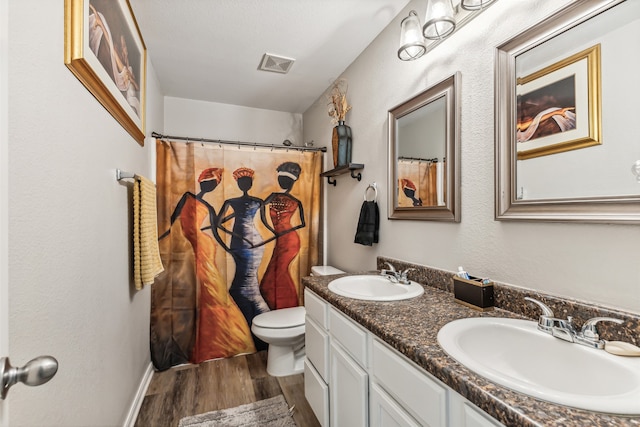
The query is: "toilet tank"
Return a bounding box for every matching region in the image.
[311,266,345,276]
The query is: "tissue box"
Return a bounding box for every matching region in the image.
[453,276,494,311]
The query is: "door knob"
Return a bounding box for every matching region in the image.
[1,356,58,399]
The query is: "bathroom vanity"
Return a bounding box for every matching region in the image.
[303,264,640,427]
[304,287,501,427]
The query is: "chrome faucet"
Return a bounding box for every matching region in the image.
[380,262,415,285]
[524,297,624,349]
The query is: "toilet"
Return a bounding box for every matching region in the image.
[251,265,344,377]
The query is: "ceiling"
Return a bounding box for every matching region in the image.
[129,0,411,114]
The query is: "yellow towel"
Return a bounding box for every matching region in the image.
[133,175,164,290]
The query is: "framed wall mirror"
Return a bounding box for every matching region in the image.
[388,72,460,221]
[495,0,640,223]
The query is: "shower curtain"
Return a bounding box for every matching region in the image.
[397,159,446,207]
[151,140,322,370]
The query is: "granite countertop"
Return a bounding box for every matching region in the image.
[303,273,640,427]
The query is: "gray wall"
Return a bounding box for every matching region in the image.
[303,0,640,314]
[7,0,163,425]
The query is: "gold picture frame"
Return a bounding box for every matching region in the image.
[515,45,601,160]
[64,0,146,145]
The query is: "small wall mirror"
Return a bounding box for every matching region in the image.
[495,0,640,223]
[388,72,460,221]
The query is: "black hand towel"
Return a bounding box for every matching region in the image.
[354,201,379,246]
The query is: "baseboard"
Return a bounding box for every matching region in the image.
[123,362,154,427]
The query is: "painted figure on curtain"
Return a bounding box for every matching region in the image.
[158,168,256,363]
[217,167,270,350]
[259,162,305,310]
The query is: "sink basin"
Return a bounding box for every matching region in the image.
[437,317,640,414]
[327,275,424,301]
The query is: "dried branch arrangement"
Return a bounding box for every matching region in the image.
[327,79,352,125]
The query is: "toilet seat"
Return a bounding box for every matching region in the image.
[252,306,305,329]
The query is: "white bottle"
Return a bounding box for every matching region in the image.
[457,266,470,279]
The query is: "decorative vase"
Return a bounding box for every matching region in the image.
[331,121,352,167]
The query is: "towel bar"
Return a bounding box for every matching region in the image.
[116,169,136,181]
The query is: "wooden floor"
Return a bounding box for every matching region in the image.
[135,351,320,427]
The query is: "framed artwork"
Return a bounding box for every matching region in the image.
[515,45,601,160]
[64,0,146,145]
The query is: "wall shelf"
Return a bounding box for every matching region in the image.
[321,163,364,186]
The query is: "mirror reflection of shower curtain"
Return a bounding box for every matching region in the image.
[397,159,446,207]
[151,140,322,371]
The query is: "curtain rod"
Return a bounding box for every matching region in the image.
[398,156,440,162]
[151,131,327,153]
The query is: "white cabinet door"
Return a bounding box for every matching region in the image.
[370,382,421,427]
[330,341,368,427]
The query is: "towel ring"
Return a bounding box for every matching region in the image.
[364,182,378,202]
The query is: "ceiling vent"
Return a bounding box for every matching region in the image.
[259,53,295,74]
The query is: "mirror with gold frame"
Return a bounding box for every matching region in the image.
[388,72,460,221]
[495,0,640,223]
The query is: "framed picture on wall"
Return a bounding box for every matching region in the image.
[515,45,601,160]
[64,0,146,145]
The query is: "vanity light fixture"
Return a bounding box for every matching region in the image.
[632,160,640,183]
[397,0,497,61]
[423,0,456,40]
[398,10,427,61]
[460,0,496,11]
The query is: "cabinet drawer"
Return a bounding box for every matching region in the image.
[304,360,329,427]
[329,307,368,368]
[305,289,328,328]
[372,339,447,427]
[306,316,329,381]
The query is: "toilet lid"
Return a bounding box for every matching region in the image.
[253,306,306,329]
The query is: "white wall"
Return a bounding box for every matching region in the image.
[0,0,8,423]
[7,0,162,425]
[303,0,640,314]
[164,97,303,146]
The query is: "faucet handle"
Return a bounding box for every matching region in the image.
[524,297,555,332]
[383,262,396,272]
[400,268,416,278]
[524,297,554,317]
[581,317,624,340]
